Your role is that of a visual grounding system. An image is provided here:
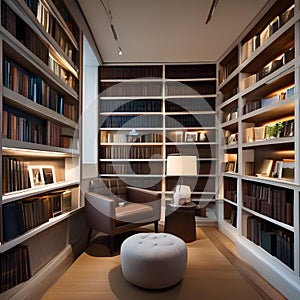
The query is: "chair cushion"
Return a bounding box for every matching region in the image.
[115,203,154,225]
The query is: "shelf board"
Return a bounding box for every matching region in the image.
[99,112,162,116]
[165,111,215,116]
[221,118,239,130]
[242,175,296,189]
[100,142,163,146]
[241,97,295,123]
[0,207,83,253]
[2,139,80,157]
[3,87,78,128]
[100,127,163,131]
[99,96,163,100]
[99,159,163,162]
[2,181,80,204]
[242,137,294,148]
[242,207,294,232]
[165,94,217,99]
[223,198,238,206]
[100,78,163,82]
[165,78,217,82]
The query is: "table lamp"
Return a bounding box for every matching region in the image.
[166,155,197,205]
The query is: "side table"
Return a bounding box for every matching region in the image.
[164,202,196,243]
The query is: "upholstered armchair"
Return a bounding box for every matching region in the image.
[85,178,161,253]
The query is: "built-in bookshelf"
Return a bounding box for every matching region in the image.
[98,64,217,223]
[0,0,82,295]
[217,0,300,298]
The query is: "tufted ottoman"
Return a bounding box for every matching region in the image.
[120,233,187,289]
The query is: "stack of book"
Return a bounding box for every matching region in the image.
[0,245,31,293]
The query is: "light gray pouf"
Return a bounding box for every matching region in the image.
[120,233,187,289]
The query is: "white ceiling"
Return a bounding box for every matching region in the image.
[77,0,270,64]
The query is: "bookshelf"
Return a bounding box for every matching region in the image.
[217,0,300,298]
[0,0,82,295]
[98,64,217,224]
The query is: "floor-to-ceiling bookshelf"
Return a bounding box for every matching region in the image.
[98,63,218,224]
[217,0,300,297]
[0,0,82,296]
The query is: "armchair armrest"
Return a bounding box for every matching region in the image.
[85,192,117,234]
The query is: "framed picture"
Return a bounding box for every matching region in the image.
[279,161,295,180]
[175,131,184,142]
[272,161,282,178]
[227,133,238,145]
[29,166,44,187]
[185,132,198,142]
[42,166,56,184]
[225,161,236,173]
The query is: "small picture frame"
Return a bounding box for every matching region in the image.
[42,166,56,184]
[175,131,184,142]
[185,132,198,142]
[29,166,44,187]
[279,161,295,180]
[225,161,236,173]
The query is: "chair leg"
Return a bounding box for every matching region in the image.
[154,221,159,233]
[87,229,92,245]
[108,235,115,255]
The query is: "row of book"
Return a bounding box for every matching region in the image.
[2,157,30,194]
[241,5,294,62]
[0,245,31,293]
[3,58,77,121]
[2,106,75,149]
[2,190,72,242]
[51,0,80,41]
[166,177,215,193]
[242,47,295,90]
[243,182,293,225]
[166,81,216,96]
[166,145,215,158]
[166,114,215,128]
[165,64,216,79]
[101,115,163,128]
[100,146,162,160]
[100,82,163,97]
[166,98,215,112]
[244,120,294,143]
[2,2,79,94]
[224,177,237,202]
[100,99,162,113]
[100,131,163,143]
[100,65,163,80]
[24,0,79,67]
[100,162,163,175]
[246,216,293,268]
[2,2,49,65]
[243,85,295,115]
[48,54,79,93]
[218,49,238,84]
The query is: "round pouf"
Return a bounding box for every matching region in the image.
[120,233,187,289]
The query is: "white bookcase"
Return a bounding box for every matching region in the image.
[98,63,218,224]
[0,0,83,296]
[217,0,300,297]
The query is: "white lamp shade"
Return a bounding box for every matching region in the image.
[166,155,197,176]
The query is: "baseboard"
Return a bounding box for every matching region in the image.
[2,245,75,300]
[237,239,300,299]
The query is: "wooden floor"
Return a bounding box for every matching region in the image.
[42,226,286,300]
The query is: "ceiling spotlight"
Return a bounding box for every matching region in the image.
[118,47,123,55]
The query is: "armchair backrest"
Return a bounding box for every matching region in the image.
[89,178,127,202]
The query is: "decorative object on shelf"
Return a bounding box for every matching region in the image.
[28,166,44,187]
[279,160,295,180]
[227,133,238,145]
[185,131,198,142]
[198,130,208,142]
[225,161,236,173]
[126,129,140,142]
[175,131,184,142]
[42,166,56,184]
[256,159,273,177]
[166,155,197,206]
[265,122,284,139]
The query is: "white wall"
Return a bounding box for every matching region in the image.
[82,36,100,180]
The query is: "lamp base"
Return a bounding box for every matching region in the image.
[173,185,191,206]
